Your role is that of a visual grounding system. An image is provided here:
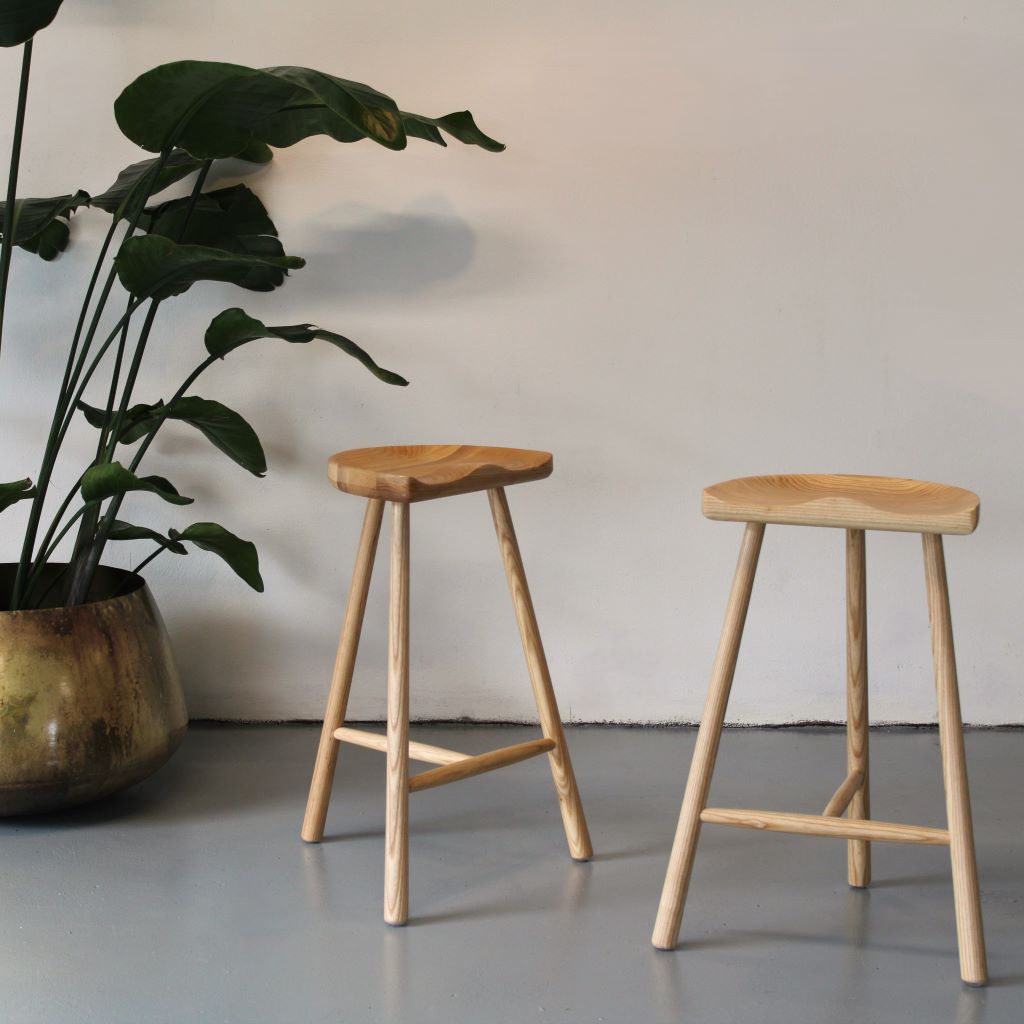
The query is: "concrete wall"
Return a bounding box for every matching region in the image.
[1,1,1021,723]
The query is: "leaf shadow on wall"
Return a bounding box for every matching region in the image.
[295,195,478,302]
[150,198,507,710]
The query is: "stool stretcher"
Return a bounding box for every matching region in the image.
[409,738,556,792]
[700,807,950,846]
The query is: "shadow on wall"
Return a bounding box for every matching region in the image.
[298,196,478,302]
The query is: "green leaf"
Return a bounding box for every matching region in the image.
[163,396,267,476]
[79,395,266,475]
[114,60,502,161]
[0,0,64,47]
[78,399,164,442]
[0,477,36,513]
[114,235,304,300]
[261,66,405,150]
[254,104,366,149]
[142,185,288,290]
[204,308,408,386]
[107,520,187,554]
[80,462,193,505]
[169,522,264,591]
[91,149,205,219]
[233,138,275,164]
[0,191,90,260]
[401,111,505,152]
[114,61,308,159]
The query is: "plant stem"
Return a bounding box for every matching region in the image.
[10,291,151,607]
[60,219,120,415]
[21,503,93,600]
[106,543,170,600]
[95,296,135,457]
[65,295,135,595]
[29,470,86,571]
[98,158,211,458]
[0,40,33,364]
[67,160,214,603]
[131,544,166,577]
[68,352,220,605]
[103,300,160,460]
[61,298,163,607]
[11,150,175,598]
[10,144,185,609]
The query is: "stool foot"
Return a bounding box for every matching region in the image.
[488,487,593,861]
[385,502,411,926]
[845,529,871,887]
[652,522,765,950]
[923,534,987,986]
[302,499,384,843]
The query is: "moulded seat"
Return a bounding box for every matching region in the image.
[702,474,979,535]
[328,445,553,503]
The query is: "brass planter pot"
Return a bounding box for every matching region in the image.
[0,564,187,815]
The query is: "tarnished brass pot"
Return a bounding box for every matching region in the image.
[0,564,187,815]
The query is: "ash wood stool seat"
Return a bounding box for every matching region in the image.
[303,444,592,926]
[652,473,988,986]
[328,444,553,502]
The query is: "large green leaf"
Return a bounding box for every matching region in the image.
[114,60,503,160]
[261,66,404,150]
[169,522,264,591]
[204,308,408,386]
[114,235,304,300]
[0,477,36,513]
[400,111,505,152]
[92,144,273,222]
[107,520,187,554]
[0,191,89,260]
[80,462,193,505]
[115,62,300,160]
[142,185,288,290]
[163,396,266,475]
[91,149,205,219]
[0,0,64,46]
[79,395,266,475]
[145,184,274,242]
[254,104,366,148]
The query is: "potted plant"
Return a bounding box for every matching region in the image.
[0,0,503,813]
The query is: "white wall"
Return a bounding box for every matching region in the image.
[1,1,1022,724]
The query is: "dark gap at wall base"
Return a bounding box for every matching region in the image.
[189,718,1024,731]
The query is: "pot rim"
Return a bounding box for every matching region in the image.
[0,563,147,616]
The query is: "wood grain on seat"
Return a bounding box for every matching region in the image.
[702,474,979,535]
[328,445,553,503]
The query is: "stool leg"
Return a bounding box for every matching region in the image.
[922,534,987,986]
[846,529,871,887]
[652,521,765,950]
[302,498,385,843]
[385,502,411,925]
[487,487,593,861]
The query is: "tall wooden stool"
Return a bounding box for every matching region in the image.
[301,445,592,925]
[652,474,987,986]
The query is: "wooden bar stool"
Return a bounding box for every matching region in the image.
[301,444,593,925]
[652,474,988,986]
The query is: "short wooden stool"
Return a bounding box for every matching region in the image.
[301,445,592,925]
[652,474,988,986]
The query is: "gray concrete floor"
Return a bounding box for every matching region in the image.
[0,725,1021,1024]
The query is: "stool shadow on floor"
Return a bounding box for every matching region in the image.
[301,840,594,927]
